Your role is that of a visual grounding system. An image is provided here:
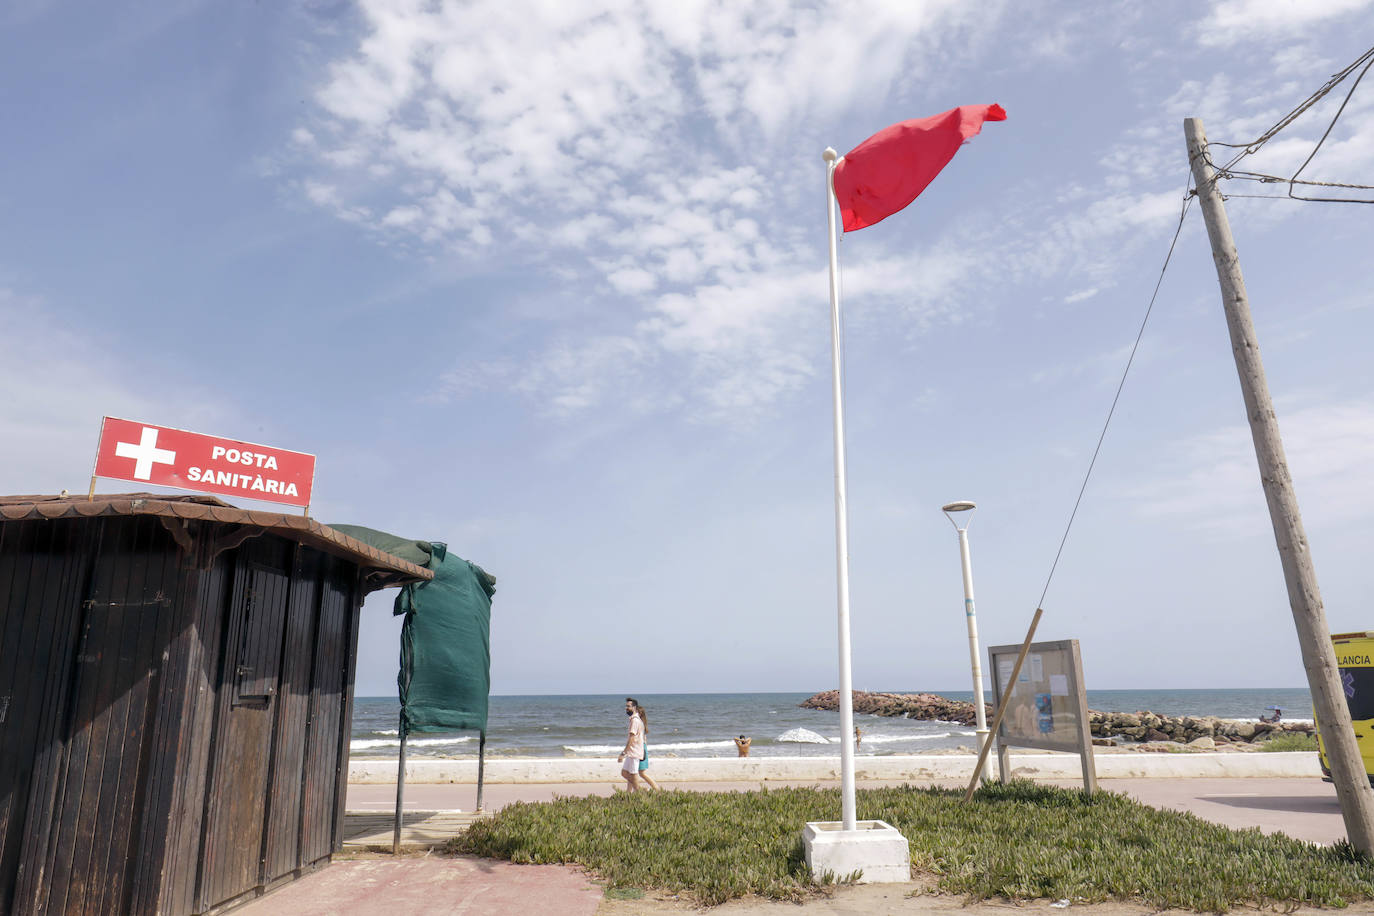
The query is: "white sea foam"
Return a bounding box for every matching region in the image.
[861,731,975,745]
[650,740,737,751]
[351,736,475,750]
[777,727,830,744]
[563,740,737,754]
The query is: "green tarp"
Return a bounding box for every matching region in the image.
[331,525,495,734]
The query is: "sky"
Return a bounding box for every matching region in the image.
[3,0,1373,698]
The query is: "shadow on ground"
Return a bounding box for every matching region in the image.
[1201,794,1341,814]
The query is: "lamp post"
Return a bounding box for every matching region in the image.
[942,500,990,782]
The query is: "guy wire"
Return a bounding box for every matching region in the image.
[1036,177,1195,610]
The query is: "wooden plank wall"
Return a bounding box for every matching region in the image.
[196,537,292,911]
[299,560,354,866]
[42,518,182,916]
[334,573,363,856]
[129,530,227,916]
[0,517,184,916]
[0,519,93,916]
[0,520,371,916]
[260,547,321,882]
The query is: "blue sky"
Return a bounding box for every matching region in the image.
[3,0,1372,698]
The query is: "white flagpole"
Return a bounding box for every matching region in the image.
[822,147,858,831]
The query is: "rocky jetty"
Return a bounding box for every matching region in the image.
[802,690,983,725]
[800,690,1315,745]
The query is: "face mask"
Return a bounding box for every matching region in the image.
[626,709,634,716]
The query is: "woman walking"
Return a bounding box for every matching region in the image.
[634,701,661,790]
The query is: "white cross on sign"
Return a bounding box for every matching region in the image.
[114,427,177,481]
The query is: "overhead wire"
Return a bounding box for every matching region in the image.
[1287,48,1374,197]
[1036,176,1195,610]
[1036,46,1374,603]
[1206,44,1374,203]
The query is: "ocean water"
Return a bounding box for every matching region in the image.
[349,687,1313,760]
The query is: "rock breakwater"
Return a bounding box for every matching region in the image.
[799,690,1315,745]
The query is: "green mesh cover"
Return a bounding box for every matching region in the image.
[330,525,495,734]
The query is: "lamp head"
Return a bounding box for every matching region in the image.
[942,500,977,531]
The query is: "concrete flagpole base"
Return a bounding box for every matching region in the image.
[802,820,910,884]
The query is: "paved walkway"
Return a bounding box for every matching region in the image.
[230,856,602,916]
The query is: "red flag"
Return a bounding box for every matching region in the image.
[833,104,1006,232]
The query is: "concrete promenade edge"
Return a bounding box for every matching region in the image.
[348,751,1322,784]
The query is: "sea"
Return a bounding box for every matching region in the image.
[349,688,1313,760]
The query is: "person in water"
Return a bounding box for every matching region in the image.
[634,701,661,790]
[734,735,751,757]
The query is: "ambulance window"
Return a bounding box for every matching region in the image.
[1341,667,1374,722]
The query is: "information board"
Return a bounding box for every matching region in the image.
[987,638,1096,792]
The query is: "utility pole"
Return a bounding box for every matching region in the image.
[1184,117,1374,853]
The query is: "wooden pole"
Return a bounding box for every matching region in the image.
[964,608,1042,802]
[392,716,408,854]
[475,731,487,812]
[1185,117,1374,853]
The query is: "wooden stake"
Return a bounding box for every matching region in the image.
[964,607,1042,802]
[1185,117,1374,853]
[392,717,408,854]
[475,731,487,813]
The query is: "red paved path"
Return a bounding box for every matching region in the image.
[230,856,601,916]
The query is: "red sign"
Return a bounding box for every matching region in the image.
[93,417,316,508]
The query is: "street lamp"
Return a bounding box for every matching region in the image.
[942,500,991,782]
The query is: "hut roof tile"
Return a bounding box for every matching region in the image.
[0,493,433,590]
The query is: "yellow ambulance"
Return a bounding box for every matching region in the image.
[1317,631,1374,782]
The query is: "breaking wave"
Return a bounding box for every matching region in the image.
[351,735,475,751]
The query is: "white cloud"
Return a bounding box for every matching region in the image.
[296,0,985,257]
[297,1,1362,422]
[607,268,658,295]
[290,1,1011,418]
[1126,399,1374,534]
[0,285,241,494]
[1197,0,1374,46]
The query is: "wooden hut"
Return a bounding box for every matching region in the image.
[0,493,431,916]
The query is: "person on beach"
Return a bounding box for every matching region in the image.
[855,726,862,748]
[734,735,751,757]
[633,701,661,790]
[617,696,645,791]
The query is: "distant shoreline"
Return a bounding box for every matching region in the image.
[349,689,1314,760]
[353,687,1315,701]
